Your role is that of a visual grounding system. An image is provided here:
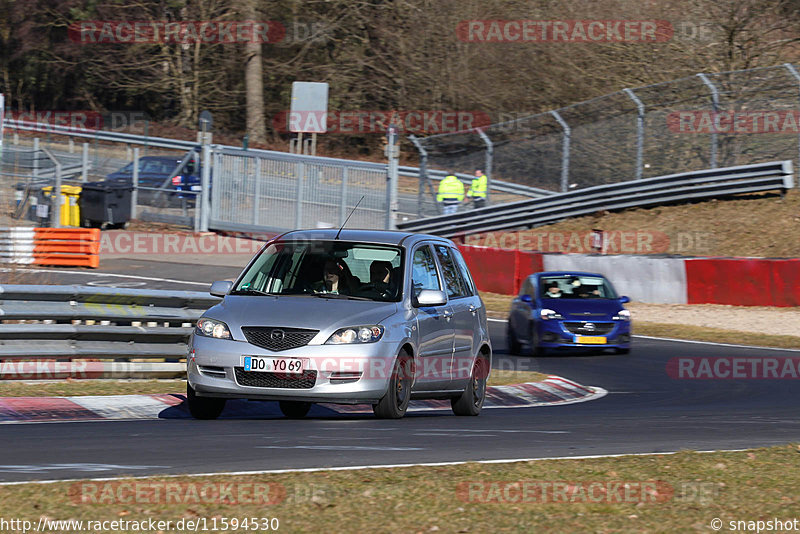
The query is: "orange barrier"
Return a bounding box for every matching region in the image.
[0,227,100,268]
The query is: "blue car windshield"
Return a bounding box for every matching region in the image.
[233,240,404,302]
[540,275,617,299]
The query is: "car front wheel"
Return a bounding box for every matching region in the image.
[187,383,226,420]
[373,351,413,419]
[451,354,489,416]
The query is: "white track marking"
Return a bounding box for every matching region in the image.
[0,267,208,286]
[0,448,751,486]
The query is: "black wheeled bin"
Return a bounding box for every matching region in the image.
[79,181,133,228]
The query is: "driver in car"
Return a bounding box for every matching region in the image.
[313,259,351,295]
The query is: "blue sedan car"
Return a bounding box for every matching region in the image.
[506,271,631,355]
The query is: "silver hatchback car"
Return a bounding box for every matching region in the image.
[187,229,491,419]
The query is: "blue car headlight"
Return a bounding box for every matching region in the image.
[326,325,384,344]
[613,310,631,321]
[196,317,232,339]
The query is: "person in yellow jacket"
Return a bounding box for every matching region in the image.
[437,172,465,215]
[466,169,488,209]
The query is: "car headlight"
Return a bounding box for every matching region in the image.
[613,310,631,321]
[326,325,384,344]
[196,318,232,339]
[540,309,563,320]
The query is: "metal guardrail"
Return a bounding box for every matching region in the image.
[0,285,219,361]
[397,161,795,237]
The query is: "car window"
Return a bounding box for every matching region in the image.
[434,245,469,298]
[540,275,617,299]
[411,245,441,298]
[520,277,533,297]
[450,248,476,296]
[233,240,403,302]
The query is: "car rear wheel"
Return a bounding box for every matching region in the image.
[279,401,312,419]
[507,322,522,355]
[187,383,226,420]
[373,351,413,419]
[452,353,489,416]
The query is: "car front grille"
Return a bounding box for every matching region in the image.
[241,327,318,351]
[234,367,317,389]
[563,322,615,335]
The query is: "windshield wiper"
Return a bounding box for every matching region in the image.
[230,288,275,296]
[310,293,372,301]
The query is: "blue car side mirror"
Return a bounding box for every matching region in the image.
[619,296,630,304]
[520,294,532,303]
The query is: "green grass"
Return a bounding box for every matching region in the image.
[1,446,797,533]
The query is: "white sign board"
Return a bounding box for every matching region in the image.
[290,82,329,133]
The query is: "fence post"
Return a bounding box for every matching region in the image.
[199,145,212,232]
[340,167,349,225]
[550,110,571,192]
[32,138,40,178]
[476,129,493,204]
[131,147,139,220]
[408,134,428,217]
[623,88,645,180]
[53,160,62,229]
[783,63,800,189]
[81,143,89,182]
[697,73,719,168]
[252,156,262,225]
[295,161,305,228]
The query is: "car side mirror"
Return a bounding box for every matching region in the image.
[210,280,233,297]
[414,289,447,307]
[619,296,630,304]
[520,294,532,303]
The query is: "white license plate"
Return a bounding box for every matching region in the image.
[190,185,202,191]
[242,356,305,373]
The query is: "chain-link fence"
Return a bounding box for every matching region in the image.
[413,63,800,193]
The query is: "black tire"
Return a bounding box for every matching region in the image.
[187,383,226,420]
[529,324,545,356]
[452,354,489,416]
[279,400,312,419]
[507,322,522,355]
[373,351,414,419]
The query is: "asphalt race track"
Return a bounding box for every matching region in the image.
[1,263,799,483]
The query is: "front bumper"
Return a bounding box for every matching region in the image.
[188,334,399,404]
[536,320,631,349]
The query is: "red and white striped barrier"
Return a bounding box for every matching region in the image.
[458,245,800,307]
[0,227,100,268]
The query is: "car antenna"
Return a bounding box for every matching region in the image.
[335,195,365,240]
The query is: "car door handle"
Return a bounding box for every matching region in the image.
[442,310,453,320]
[468,305,478,314]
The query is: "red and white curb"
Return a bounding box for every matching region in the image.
[0,376,605,423]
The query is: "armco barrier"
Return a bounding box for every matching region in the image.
[685,258,800,307]
[0,227,100,268]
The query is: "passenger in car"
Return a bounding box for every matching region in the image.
[544,281,562,298]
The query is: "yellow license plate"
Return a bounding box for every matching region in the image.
[575,336,607,344]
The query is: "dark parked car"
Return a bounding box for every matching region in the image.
[507,271,631,355]
[106,155,205,204]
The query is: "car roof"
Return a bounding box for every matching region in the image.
[533,271,607,279]
[276,228,454,247]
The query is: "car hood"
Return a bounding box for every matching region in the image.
[539,298,623,320]
[204,295,398,337]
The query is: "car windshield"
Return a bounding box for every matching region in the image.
[232,240,404,302]
[540,275,617,299]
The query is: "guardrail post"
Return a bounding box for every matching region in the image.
[550,110,571,192]
[53,161,62,228]
[131,147,139,220]
[295,161,305,227]
[697,73,719,168]
[408,134,429,217]
[623,88,645,180]
[199,144,212,232]
[783,63,800,189]
[476,129,493,204]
